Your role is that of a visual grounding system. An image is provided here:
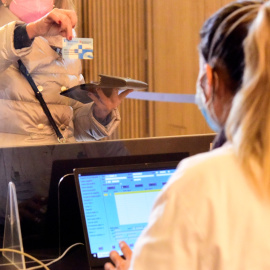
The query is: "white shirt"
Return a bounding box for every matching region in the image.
[130,144,270,270]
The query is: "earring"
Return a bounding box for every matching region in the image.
[3,1,7,7]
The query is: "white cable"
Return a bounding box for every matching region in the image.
[26,242,84,270]
[0,248,49,270]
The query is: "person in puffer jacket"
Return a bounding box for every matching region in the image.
[0,0,133,146]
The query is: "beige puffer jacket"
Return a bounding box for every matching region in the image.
[0,6,120,146]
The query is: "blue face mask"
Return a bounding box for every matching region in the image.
[199,105,221,133]
[195,87,221,133]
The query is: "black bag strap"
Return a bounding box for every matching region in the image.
[18,60,66,143]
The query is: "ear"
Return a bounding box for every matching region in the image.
[205,64,213,87]
[203,64,214,102]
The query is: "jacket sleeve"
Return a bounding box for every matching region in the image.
[72,102,121,141]
[0,21,32,72]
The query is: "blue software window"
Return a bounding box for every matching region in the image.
[78,168,175,258]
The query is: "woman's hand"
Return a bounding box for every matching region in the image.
[19,195,47,224]
[104,241,132,270]
[26,8,77,40]
[90,88,133,123]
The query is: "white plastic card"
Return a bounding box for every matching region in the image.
[62,37,94,60]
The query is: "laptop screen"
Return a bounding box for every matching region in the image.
[74,161,178,266]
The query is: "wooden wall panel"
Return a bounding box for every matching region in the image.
[74,0,235,139]
[75,0,148,139]
[147,0,210,137]
[147,0,234,137]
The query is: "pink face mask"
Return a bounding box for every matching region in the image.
[9,0,54,23]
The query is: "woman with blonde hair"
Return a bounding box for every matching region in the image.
[226,1,270,198]
[105,1,270,269]
[0,0,132,145]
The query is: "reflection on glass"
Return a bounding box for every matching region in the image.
[0,0,138,147]
[0,0,214,148]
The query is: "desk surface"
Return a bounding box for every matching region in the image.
[0,245,102,270]
[48,245,91,270]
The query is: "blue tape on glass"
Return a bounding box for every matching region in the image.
[125,91,196,104]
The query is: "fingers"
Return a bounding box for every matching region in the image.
[105,242,132,270]
[118,89,134,100]
[18,196,47,223]
[89,88,132,121]
[110,250,122,263]
[28,8,77,39]
[110,250,128,270]
[19,207,40,223]
[96,88,132,101]
[94,88,133,100]
[46,9,77,39]
[104,262,116,270]
[57,9,77,39]
[47,9,77,27]
[56,8,78,28]
[95,88,108,99]
[32,195,47,204]
[119,241,132,261]
[88,91,103,107]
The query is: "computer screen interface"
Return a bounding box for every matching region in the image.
[77,166,176,258]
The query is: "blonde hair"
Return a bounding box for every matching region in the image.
[226,1,270,198]
[54,0,74,10]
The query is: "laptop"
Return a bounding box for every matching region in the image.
[74,161,179,269]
